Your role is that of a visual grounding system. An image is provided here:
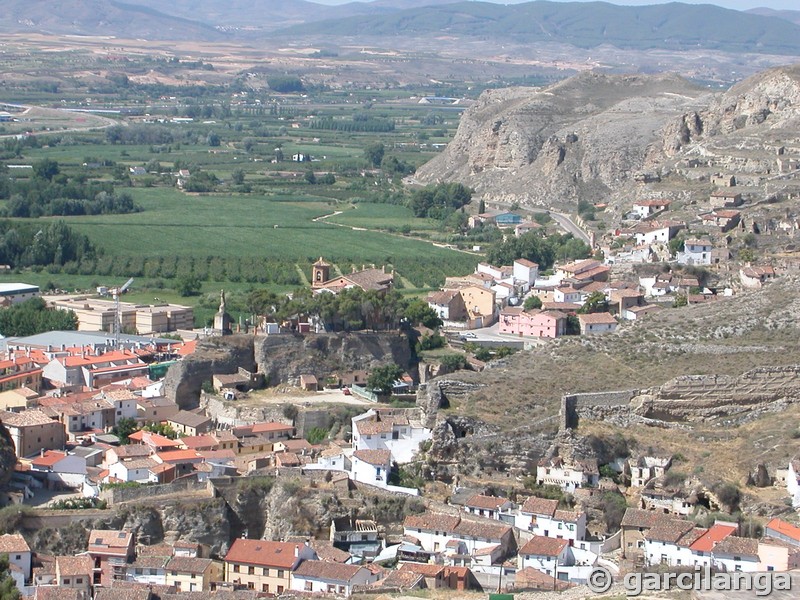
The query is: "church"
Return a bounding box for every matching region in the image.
[311,257,394,295]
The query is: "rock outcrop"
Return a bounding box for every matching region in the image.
[162,335,255,409]
[164,332,415,408]
[413,72,711,209]
[255,332,414,387]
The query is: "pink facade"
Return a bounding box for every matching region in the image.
[499,309,566,338]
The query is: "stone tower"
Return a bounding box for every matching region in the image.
[311,257,330,287]
[213,289,233,335]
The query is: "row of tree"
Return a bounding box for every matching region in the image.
[485,231,591,271]
[0,297,77,337]
[0,221,96,269]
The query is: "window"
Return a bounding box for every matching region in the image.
[64,579,71,585]
[327,584,336,593]
[338,586,345,594]
[262,567,269,576]
[248,566,255,575]
[14,555,20,561]
[277,570,284,578]
[277,586,284,593]
[233,565,240,573]
[305,581,313,592]
[262,584,269,592]
[76,579,83,584]
[247,582,254,590]
[135,568,143,575]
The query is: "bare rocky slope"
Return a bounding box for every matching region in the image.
[417,276,800,506]
[413,65,800,212]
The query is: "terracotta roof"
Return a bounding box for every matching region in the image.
[353,449,391,466]
[404,513,461,532]
[111,445,153,459]
[634,199,671,207]
[578,312,616,325]
[224,539,306,568]
[167,410,211,429]
[426,290,460,305]
[179,435,218,450]
[399,562,444,577]
[0,533,30,553]
[93,589,151,600]
[155,450,201,463]
[621,508,671,529]
[515,567,572,591]
[293,560,363,582]
[251,422,293,434]
[689,523,737,552]
[165,556,213,574]
[553,509,583,523]
[88,530,133,555]
[381,569,425,589]
[1,409,56,427]
[308,540,351,563]
[519,536,569,557]
[646,519,696,544]
[453,519,511,540]
[465,494,509,511]
[34,589,84,600]
[31,450,69,468]
[514,258,539,268]
[766,518,800,542]
[714,535,758,557]
[127,556,169,570]
[135,543,174,558]
[520,496,558,517]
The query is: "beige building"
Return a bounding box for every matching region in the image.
[224,540,316,594]
[55,555,93,595]
[459,285,497,327]
[165,556,223,592]
[48,296,193,334]
[1,409,66,458]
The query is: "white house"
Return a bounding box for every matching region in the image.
[553,286,583,305]
[403,513,514,557]
[644,521,738,570]
[517,536,572,580]
[632,199,671,219]
[577,313,617,335]
[0,534,31,590]
[0,283,40,305]
[463,494,513,521]
[536,457,599,493]
[713,536,761,572]
[108,457,160,483]
[290,561,377,596]
[676,239,713,266]
[513,259,539,293]
[633,220,684,246]
[29,450,87,488]
[351,409,430,464]
[515,497,587,543]
[125,556,169,585]
[350,449,391,488]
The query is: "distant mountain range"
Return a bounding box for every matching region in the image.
[3,0,800,56]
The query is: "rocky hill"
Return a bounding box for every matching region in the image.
[413,64,800,214]
[416,276,800,510]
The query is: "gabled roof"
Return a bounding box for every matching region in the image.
[689,523,737,552]
[56,555,94,577]
[353,449,391,466]
[403,513,461,532]
[621,508,671,529]
[31,450,70,468]
[578,312,617,325]
[293,560,364,582]
[88,529,133,556]
[465,494,510,511]
[518,536,569,557]
[0,533,30,553]
[713,535,758,557]
[520,496,558,517]
[224,539,307,568]
[765,518,800,542]
[167,410,211,429]
[165,556,214,574]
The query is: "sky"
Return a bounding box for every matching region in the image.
[313,0,799,12]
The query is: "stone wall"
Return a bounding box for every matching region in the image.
[560,390,638,430]
[99,477,213,506]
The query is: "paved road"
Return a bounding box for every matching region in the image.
[487,200,592,246]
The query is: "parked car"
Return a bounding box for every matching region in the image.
[342,387,351,396]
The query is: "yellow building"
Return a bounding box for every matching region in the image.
[1,409,66,458]
[165,556,223,592]
[48,296,193,334]
[224,540,316,594]
[459,285,497,327]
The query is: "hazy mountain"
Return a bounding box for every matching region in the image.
[747,7,800,26]
[0,0,225,40]
[277,1,800,56]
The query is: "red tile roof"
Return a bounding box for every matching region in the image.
[31,450,69,468]
[465,494,510,511]
[224,540,306,568]
[689,523,737,552]
[293,560,363,582]
[353,449,391,466]
[520,497,558,517]
[519,536,569,557]
[766,518,800,542]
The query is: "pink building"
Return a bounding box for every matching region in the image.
[499,308,567,338]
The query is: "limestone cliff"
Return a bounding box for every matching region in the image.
[164,332,414,408]
[413,71,711,209]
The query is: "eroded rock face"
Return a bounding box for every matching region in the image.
[416,379,485,428]
[163,336,256,409]
[413,72,711,209]
[255,332,414,387]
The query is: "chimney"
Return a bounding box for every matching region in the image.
[294,545,300,558]
[40,448,45,457]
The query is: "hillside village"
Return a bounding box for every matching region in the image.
[1,185,800,600]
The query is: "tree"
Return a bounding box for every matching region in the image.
[111,417,138,445]
[403,298,442,329]
[367,364,404,396]
[364,143,385,168]
[478,199,486,214]
[0,554,20,600]
[578,291,608,314]
[32,158,60,181]
[206,132,221,147]
[176,274,202,297]
[231,169,245,185]
[304,169,317,185]
[523,296,542,311]
[0,298,77,336]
